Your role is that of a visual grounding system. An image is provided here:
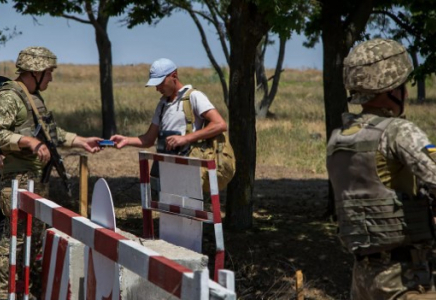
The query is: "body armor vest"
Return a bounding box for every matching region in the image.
[327,116,434,255]
[0,81,59,174]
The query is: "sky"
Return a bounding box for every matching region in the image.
[0,2,323,69]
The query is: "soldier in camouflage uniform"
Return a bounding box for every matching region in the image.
[327,38,436,299]
[0,47,102,299]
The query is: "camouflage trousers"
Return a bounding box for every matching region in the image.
[351,249,436,300]
[0,172,48,299]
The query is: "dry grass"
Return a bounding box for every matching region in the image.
[2,59,436,175]
[2,60,436,299]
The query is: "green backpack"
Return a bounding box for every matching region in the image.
[181,89,236,192]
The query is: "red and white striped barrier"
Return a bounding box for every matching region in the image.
[8,179,34,300]
[9,180,236,300]
[8,179,19,300]
[41,229,73,300]
[139,151,225,281]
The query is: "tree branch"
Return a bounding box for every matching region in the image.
[372,9,419,37]
[187,9,229,106]
[343,0,374,47]
[62,13,91,24]
[84,1,107,38]
[204,0,229,63]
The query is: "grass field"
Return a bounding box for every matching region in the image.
[2,60,436,175]
[2,60,436,299]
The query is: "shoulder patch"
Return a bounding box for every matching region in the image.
[422,144,436,162]
[425,144,436,153]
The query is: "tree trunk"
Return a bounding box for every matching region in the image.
[256,35,286,119]
[94,17,117,138]
[321,0,374,217]
[321,26,348,141]
[225,0,269,230]
[417,77,426,103]
[411,51,426,103]
[255,36,269,117]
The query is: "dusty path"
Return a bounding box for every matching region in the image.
[50,147,351,300]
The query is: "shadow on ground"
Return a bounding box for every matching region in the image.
[49,176,352,300]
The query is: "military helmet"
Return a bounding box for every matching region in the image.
[16,46,57,73]
[343,38,413,104]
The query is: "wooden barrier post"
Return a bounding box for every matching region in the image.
[79,154,88,217]
[296,270,304,300]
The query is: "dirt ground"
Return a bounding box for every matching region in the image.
[51,147,353,300]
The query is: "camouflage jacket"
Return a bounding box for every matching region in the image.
[340,110,436,190]
[0,82,76,175]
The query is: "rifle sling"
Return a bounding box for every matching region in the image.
[16,81,53,142]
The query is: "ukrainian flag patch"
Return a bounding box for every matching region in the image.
[425,144,436,153]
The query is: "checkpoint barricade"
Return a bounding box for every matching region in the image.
[8,179,236,300]
[138,151,225,281]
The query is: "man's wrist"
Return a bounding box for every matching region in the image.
[65,132,78,147]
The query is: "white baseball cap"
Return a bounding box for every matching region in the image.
[145,58,177,87]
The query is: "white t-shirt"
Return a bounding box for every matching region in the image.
[151,85,215,135]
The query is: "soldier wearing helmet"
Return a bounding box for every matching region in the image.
[327,38,436,299]
[0,47,103,299]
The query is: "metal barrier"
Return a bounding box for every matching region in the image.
[139,151,225,281]
[8,179,236,299]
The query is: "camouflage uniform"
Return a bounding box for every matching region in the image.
[330,112,436,299]
[0,47,76,299]
[327,39,436,299]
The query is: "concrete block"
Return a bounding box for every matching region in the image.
[117,228,208,300]
[42,227,208,300]
[42,228,85,300]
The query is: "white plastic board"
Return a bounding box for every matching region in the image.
[159,161,204,252]
[85,178,120,299]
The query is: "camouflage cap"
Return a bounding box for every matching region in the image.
[343,38,413,104]
[15,46,57,73]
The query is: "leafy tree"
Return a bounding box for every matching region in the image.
[12,0,164,138]
[164,0,307,118]
[305,0,376,217]
[305,0,375,140]
[225,0,308,230]
[306,1,436,216]
[124,0,309,229]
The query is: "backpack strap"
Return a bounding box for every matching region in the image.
[181,88,196,135]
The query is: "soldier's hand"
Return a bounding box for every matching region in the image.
[72,136,103,153]
[32,141,51,164]
[18,136,51,164]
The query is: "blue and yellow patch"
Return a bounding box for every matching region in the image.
[425,144,436,153]
[422,144,436,161]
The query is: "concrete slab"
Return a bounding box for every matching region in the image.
[117,228,208,300]
[42,228,208,300]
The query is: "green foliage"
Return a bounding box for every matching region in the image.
[255,0,311,39]
[12,0,166,24]
[368,2,436,80]
[13,0,83,16]
[116,0,170,28]
[304,0,378,48]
